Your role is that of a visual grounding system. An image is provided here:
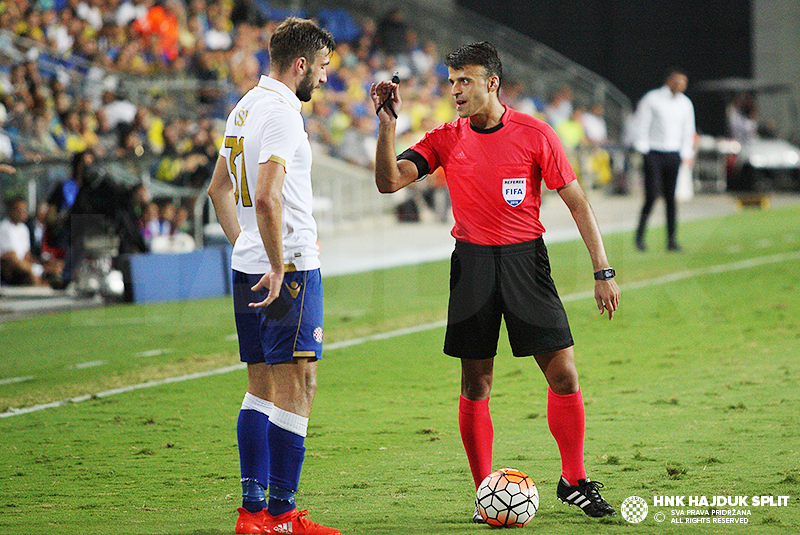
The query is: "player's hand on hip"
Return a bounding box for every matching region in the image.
[370,80,401,120]
[249,268,284,308]
[595,279,620,320]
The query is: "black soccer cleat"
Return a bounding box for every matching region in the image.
[556,477,616,518]
[472,500,486,524]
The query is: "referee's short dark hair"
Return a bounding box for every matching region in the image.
[445,42,503,85]
[269,17,336,74]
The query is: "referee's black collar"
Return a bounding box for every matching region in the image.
[469,106,507,134]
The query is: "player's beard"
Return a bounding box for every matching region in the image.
[296,70,317,102]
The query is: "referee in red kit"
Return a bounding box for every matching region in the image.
[370,42,620,520]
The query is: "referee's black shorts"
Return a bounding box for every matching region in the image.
[444,237,574,359]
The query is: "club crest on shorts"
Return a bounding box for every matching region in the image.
[313,326,323,344]
[502,178,526,207]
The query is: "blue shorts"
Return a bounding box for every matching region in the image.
[232,268,324,364]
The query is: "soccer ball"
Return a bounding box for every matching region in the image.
[476,468,539,527]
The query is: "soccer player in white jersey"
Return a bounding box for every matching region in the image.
[207,17,339,535]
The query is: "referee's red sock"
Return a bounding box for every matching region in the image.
[547,386,586,486]
[459,395,494,489]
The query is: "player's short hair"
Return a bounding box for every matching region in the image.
[269,17,336,74]
[445,41,503,86]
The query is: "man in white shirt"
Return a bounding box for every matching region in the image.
[101,89,138,130]
[206,17,339,535]
[633,69,696,251]
[0,197,43,286]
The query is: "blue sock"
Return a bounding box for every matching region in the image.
[268,485,297,517]
[241,479,266,513]
[238,393,272,512]
[267,409,308,517]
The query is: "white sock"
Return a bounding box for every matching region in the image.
[269,407,309,437]
[241,392,274,417]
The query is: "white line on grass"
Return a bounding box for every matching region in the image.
[559,250,800,304]
[0,376,35,386]
[68,360,107,370]
[0,364,245,418]
[134,348,174,358]
[2,250,798,419]
[325,321,448,351]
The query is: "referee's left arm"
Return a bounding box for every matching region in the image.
[557,181,620,319]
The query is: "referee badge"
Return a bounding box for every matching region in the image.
[502,178,526,207]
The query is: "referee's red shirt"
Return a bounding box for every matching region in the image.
[408,106,576,246]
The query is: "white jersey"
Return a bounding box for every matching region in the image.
[220,75,320,274]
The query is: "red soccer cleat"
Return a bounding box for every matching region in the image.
[261,509,341,535]
[236,507,269,534]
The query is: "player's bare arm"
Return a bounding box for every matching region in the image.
[207,155,242,247]
[557,180,620,319]
[249,160,287,308]
[370,80,418,193]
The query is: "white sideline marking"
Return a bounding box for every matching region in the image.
[134,348,174,358]
[1,364,245,418]
[68,360,106,370]
[325,321,448,351]
[0,376,35,386]
[561,250,800,304]
[2,250,798,419]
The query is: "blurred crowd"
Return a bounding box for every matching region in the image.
[0,0,613,171]
[0,149,196,288]
[0,0,617,289]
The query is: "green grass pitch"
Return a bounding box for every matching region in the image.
[1,203,799,534]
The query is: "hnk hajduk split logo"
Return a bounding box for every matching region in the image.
[621,494,791,524]
[621,496,649,523]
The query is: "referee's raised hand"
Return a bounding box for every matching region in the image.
[370,79,401,120]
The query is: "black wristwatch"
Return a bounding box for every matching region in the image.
[594,268,615,281]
